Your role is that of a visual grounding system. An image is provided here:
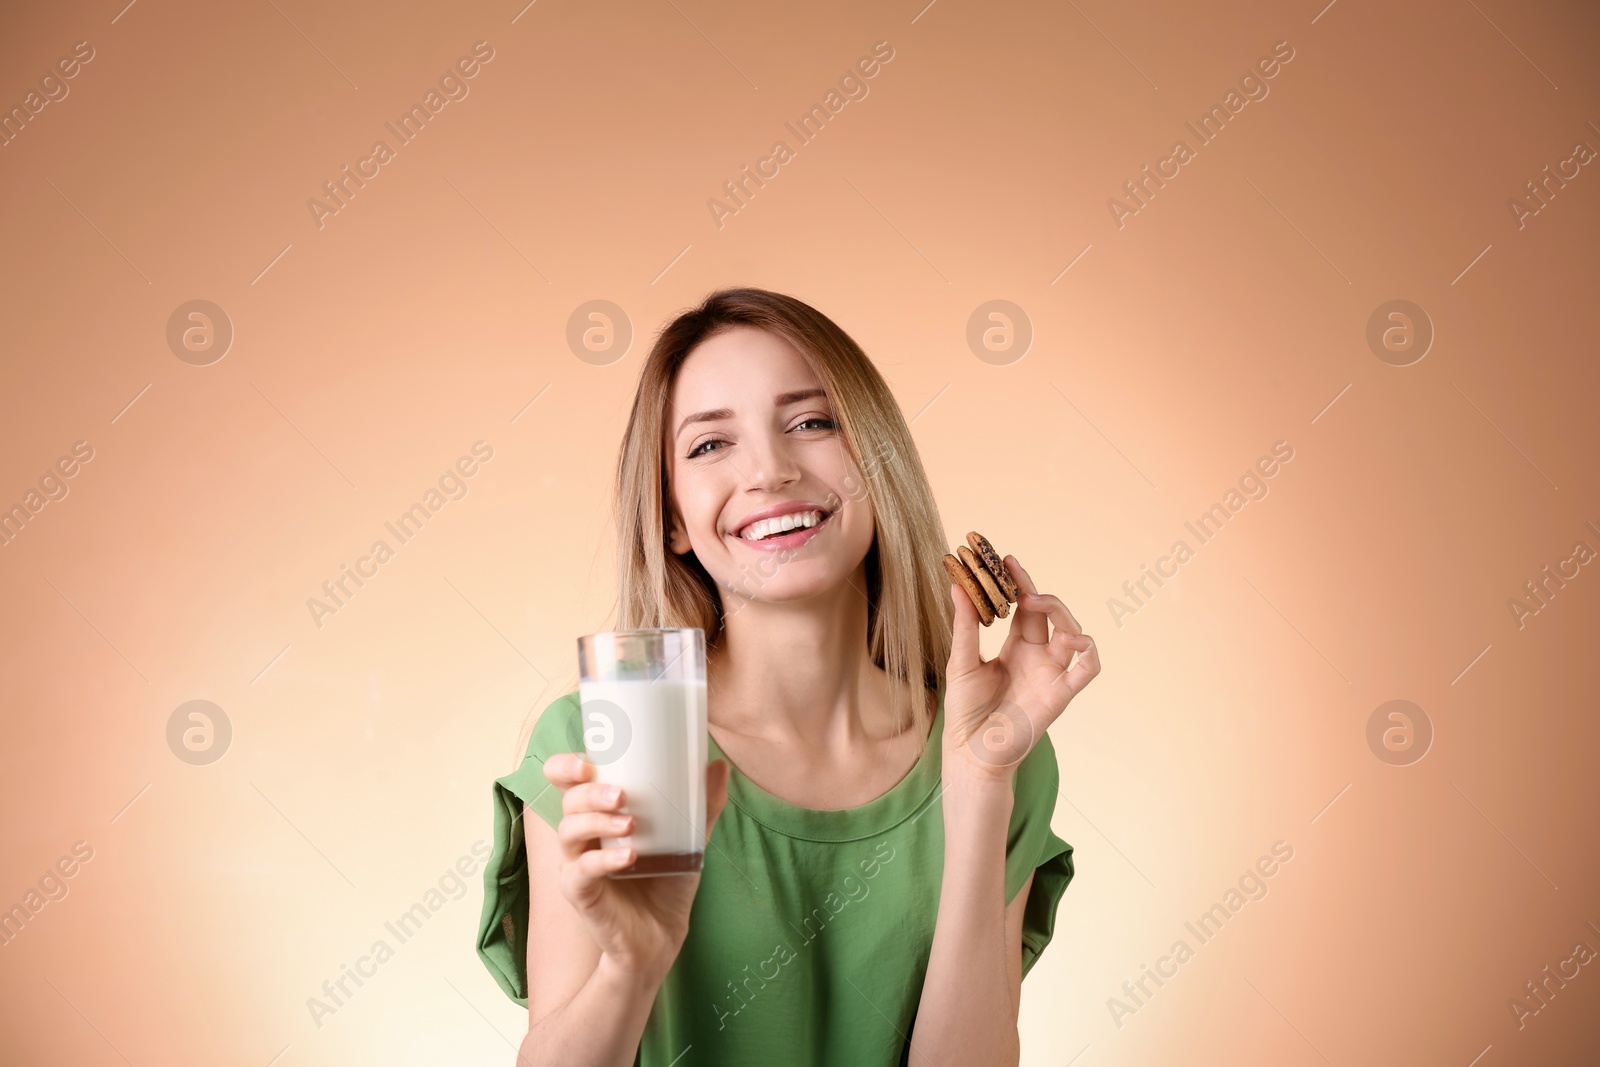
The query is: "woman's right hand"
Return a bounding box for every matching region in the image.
[543,752,732,982]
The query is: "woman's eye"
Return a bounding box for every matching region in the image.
[793,416,837,432]
[687,439,727,458]
[688,419,831,457]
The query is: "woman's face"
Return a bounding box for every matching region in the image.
[665,327,876,610]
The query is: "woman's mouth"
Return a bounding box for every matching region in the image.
[732,508,832,551]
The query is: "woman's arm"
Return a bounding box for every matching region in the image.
[906,767,1028,1067]
[918,555,1101,1065]
[1004,870,1034,1018]
[517,806,665,1067]
[514,754,731,1066]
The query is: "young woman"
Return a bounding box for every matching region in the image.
[476,288,1100,1066]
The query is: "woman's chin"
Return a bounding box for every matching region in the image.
[716,574,858,614]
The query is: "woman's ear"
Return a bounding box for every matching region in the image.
[666,507,692,555]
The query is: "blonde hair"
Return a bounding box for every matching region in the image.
[514,288,953,762]
[609,288,952,743]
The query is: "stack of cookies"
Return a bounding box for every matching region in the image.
[942,531,1021,626]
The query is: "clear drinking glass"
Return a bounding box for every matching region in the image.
[576,628,708,877]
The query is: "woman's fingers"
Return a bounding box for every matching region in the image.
[1004,556,1050,645]
[561,845,637,907]
[1000,557,1086,649]
[551,753,727,866]
[549,749,626,819]
[1026,591,1083,637]
[996,558,1101,711]
[543,750,593,789]
[1006,555,1039,598]
[557,810,635,861]
[561,778,626,816]
[1047,631,1102,704]
[947,580,983,677]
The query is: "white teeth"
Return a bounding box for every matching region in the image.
[739,510,824,541]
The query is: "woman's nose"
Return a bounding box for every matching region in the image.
[742,432,800,490]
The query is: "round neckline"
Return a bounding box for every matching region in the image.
[707,686,945,843]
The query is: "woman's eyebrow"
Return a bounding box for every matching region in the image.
[776,387,827,407]
[673,388,828,439]
[675,407,734,439]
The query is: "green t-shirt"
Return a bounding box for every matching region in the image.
[476,685,1074,1065]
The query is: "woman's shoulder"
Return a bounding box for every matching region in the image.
[523,690,584,762]
[493,691,583,831]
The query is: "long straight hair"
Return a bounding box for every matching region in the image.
[608,288,953,742]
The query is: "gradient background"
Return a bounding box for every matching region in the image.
[2,0,1597,1064]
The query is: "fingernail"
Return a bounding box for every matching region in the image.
[611,815,630,830]
[605,786,622,804]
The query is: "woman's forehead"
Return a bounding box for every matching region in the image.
[672,328,825,404]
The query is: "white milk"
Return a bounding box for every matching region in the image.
[578,678,707,865]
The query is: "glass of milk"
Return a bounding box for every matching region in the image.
[576,628,708,877]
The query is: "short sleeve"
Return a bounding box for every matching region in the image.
[1003,727,1075,979]
[475,692,585,1006]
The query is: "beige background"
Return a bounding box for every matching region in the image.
[1,0,1597,1064]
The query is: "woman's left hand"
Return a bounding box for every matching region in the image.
[943,554,1101,781]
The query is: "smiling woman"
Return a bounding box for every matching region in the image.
[659,330,918,706]
[621,294,951,736]
[476,288,1098,1067]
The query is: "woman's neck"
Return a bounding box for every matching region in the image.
[708,565,906,747]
